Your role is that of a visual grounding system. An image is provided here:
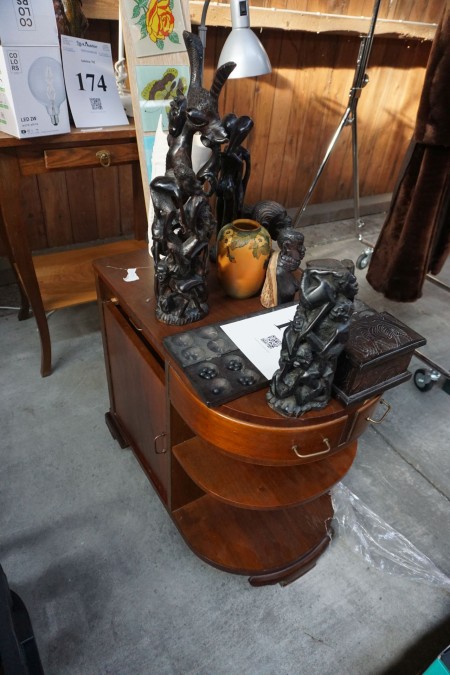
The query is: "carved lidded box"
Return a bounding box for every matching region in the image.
[332,306,426,405]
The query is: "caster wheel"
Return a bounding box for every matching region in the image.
[356,252,371,270]
[413,368,434,392]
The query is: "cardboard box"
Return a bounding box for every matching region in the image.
[0,0,59,47]
[0,45,70,138]
[0,0,70,139]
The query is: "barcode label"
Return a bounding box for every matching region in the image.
[260,335,282,350]
[89,97,103,111]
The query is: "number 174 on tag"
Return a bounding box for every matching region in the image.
[61,35,129,128]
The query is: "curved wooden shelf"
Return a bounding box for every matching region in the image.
[173,437,357,509]
[172,493,333,580]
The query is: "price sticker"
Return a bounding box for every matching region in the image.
[61,35,129,128]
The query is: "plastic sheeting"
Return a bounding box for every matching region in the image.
[331,483,450,591]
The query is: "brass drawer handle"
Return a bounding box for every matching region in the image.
[154,432,167,454]
[128,317,143,332]
[366,398,391,424]
[96,150,111,167]
[292,437,331,459]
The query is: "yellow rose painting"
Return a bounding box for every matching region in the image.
[131,0,181,52]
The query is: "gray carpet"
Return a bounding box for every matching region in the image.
[1,222,450,674]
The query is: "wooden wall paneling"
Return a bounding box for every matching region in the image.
[352,37,399,195]
[244,30,284,205]
[260,31,300,203]
[312,33,372,206]
[84,0,443,38]
[358,38,428,197]
[22,176,48,251]
[92,167,122,239]
[190,0,440,40]
[296,34,357,206]
[311,36,372,203]
[357,42,410,196]
[283,32,319,209]
[65,169,99,242]
[277,34,305,204]
[37,173,73,247]
[373,40,429,191]
[83,0,118,20]
[88,17,118,50]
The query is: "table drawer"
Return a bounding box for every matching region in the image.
[17,141,139,174]
[44,142,139,169]
[168,366,351,466]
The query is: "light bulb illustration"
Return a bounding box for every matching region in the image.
[27,57,66,126]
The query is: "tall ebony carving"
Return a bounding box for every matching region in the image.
[214,114,254,232]
[150,31,235,325]
[267,259,358,417]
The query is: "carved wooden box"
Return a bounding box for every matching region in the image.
[332,308,426,405]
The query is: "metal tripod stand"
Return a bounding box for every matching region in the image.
[292,0,382,234]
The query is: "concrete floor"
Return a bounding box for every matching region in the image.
[1,215,450,675]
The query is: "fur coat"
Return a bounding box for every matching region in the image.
[366,8,450,301]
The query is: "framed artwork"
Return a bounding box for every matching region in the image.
[124,0,187,57]
[136,64,189,131]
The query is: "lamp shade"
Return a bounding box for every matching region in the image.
[216,0,271,78]
[218,28,271,78]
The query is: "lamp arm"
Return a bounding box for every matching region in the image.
[198,0,210,50]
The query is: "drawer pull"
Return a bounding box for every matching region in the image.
[129,317,143,332]
[292,437,331,458]
[154,432,167,454]
[366,398,391,424]
[96,150,111,167]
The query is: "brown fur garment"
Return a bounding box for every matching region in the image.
[366,8,450,301]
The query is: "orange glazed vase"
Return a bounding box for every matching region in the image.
[216,219,272,299]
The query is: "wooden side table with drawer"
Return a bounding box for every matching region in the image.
[0,126,148,376]
[93,248,387,587]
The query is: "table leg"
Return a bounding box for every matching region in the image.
[0,149,52,376]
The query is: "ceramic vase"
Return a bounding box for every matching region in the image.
[217,219,272,299]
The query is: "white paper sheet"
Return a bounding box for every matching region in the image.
[61,36,129,128]
[221,305,296,380]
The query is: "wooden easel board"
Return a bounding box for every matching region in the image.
[120,0,191,236]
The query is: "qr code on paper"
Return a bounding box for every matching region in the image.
[260,335,282,350]
[89,98,103,111]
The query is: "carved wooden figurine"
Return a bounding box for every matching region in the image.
[244,200,293,240]
[150,31,235,325]
[267,259,358,417]
[261,228,306,308]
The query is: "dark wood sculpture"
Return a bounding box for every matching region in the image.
[261,228,306,308]
[213,114,254,232]
[244,200,293,240]
[150,31,235,325]
[267,259,358,417]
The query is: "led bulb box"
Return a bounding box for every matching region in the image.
[0,0,70,138]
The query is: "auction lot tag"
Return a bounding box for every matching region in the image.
[61,35,129,128]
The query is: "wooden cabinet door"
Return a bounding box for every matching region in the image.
[103,301,169,504]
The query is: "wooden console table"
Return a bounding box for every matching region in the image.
[0,126,147,377]
[94,248,384,587]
